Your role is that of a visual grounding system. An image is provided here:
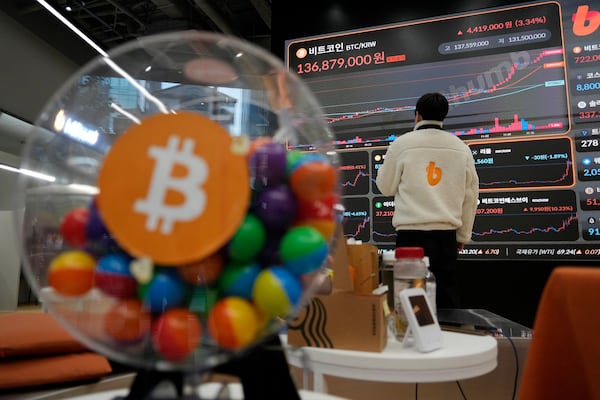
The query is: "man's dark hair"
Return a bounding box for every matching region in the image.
[415,93,449,121]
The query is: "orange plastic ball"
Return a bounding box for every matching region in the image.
[48,250,96,296]
[152,308,202,361]
[178,251,225,286]
[104,299,151,343]
[207,297,260,350]
[290,160,336,201]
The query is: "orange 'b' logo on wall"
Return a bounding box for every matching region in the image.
[426,161,442,186]
[573,5,600,36]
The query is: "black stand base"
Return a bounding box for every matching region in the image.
[116,370,189,400]
[115,334,300,400]
[213,334,301,400]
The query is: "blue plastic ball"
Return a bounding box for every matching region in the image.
[280,225,328,275]
[141,269,187,313]
[94,253,137,298]
[218,262,262,300]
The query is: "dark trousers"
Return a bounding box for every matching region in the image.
[396,229,460,309]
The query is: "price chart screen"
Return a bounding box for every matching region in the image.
[285,1,600,260]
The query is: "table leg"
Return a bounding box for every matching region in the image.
[313,371,326,393]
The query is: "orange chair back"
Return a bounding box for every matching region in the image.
[518,267,600,400]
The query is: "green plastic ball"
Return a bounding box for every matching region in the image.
[227,214,266,263]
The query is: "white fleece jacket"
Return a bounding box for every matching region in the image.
[375,120,479,244]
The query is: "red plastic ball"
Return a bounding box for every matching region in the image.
[104,299,151,343]
[296,194,337,220]
[60,207,89,248]
[152,308,202,361]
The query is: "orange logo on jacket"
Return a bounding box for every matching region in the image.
[427,161,442,186]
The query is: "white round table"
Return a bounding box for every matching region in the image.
[282,331,498,393]
[63,383,349,399]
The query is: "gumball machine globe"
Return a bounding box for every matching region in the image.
[16,29,340,383]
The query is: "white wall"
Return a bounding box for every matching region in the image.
[0,8,78,122]
[0,209,20,310]
[0,9,79,309]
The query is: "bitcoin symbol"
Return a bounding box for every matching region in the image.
[97,112,250,264]
[134,135,207,234]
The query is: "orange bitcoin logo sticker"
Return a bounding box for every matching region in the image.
[97,112,250,265]
[426,161,442,186]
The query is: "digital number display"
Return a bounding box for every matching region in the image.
[285,1,600,260]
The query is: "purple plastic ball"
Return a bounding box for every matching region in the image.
[258,234,283,266]
[249,142,287,189]
[254,184,297,232]
[86,200,110,241]
[85,200,120,255]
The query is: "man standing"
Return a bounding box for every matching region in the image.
[376,93,479,309]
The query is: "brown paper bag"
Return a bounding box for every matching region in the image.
[287,231,387,352]
[347,243,379,294]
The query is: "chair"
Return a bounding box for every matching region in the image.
[517,267,600,400]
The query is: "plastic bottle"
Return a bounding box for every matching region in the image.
[380,250,396,310]
[393,246,427,341]
[423,256,437,316]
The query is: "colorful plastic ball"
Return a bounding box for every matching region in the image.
[227,214,266,263]
[60,207,89,248]
[141,269,187,313]
[249,141,288,189]
[207,297,261,350]
[188,286,219,318]
[104,298,151,343]
[252,266,302,318]
[286,150,304,175]
[48,250,96,296]
[253,184,298,232]
[94,253,137,298]
[289,156,336,201]
[279,225,329,275]
[298,219,336,241]
[178,251,225,286]
[287,151,329,172]
[218,262,261,299]
[152,308,202,361]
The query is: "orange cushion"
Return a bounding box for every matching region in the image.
[0,352,112,389]
[0,312,87,359]
[0,312,113,390]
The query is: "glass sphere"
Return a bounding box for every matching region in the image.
[15,31,340,372]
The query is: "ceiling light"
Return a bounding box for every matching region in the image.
[35,0,107,56]
[0,164,55,182]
